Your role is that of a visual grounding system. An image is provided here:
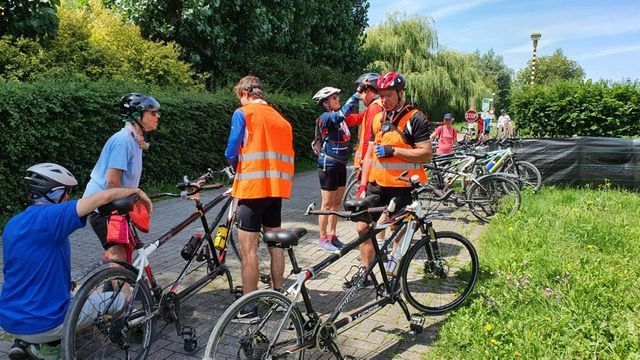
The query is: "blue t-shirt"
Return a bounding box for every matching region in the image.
[83,127,142,197]
[0,200,86,334]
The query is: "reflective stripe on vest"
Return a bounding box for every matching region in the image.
[235,170,293,181]
[239,151,295,163]
[371,160,422,170]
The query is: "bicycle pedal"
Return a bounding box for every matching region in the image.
[232,285,244,299]
[180,326,195,339]
[410,314,425,334]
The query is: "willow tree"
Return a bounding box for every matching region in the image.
[363,14,491,118]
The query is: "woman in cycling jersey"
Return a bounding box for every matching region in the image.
[312,86,359,251]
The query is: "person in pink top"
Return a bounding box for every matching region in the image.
[430,113,458,155]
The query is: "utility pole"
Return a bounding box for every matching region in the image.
[530,32,542,85]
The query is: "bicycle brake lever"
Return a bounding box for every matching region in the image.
[305,203,316,215]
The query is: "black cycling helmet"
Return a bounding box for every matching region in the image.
[24,163,78,202]
[120,93,161,122]
[354,72,380,91]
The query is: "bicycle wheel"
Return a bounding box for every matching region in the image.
[341,178,359,210]
[504,160,542,192]
[62,267,155,359]
[466,174,521,222]
[399,231,478,314]
[203,290,305,360]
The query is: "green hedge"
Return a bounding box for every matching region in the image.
[0,77,319,217]
[509,80,640,137]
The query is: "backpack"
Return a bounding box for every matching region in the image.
[311,118,330,156]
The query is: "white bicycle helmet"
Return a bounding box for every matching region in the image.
[24,162,78,201]
[312,87,341,104]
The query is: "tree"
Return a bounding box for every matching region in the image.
[471,49,513,110]
[363,14,490,118]
[516,48,585,86]
[102,0,369,90]
[0,0,200,88]
[0,0,60,38]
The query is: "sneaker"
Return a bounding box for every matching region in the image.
[318,237,339,252]
[329,235,345,249]
[232,303,259,324]
[9,339,29,360]
[342,267,374,290]
[27,343,61,360]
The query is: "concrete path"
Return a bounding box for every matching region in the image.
[0,171,484,359]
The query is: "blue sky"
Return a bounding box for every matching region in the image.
[367,0,640,81]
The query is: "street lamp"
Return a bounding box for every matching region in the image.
[530,32,542,85]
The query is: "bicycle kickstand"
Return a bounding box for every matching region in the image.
[225,268,244,299]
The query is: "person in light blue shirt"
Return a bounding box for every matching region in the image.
[83,93,160,264]
[0,163,152,360]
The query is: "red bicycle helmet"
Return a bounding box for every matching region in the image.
[377,71,405,91]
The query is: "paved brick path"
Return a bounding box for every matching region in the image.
[0,171,483,359]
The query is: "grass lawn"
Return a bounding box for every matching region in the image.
[429,186,640,359]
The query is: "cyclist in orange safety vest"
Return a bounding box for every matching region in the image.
[343,71,433,289]
[225,75,295,323]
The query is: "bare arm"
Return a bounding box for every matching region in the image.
[76,188,152,218]
[392,141,432,163]
[106,168,123,188]
[359,143,374,188]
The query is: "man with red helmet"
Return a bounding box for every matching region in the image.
[344,71,433,289]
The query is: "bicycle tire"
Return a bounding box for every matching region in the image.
[399,231,478,314]
[341,178,359,210]
[62,267,155,360]
[504,160,542,192]
[466,174,521,222]
[203,290,305,360]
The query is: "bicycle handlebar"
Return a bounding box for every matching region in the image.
[305,202,387,220]
[150,167,233,199]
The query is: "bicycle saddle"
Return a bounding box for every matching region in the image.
[263,227,307,248]
[344,195,380,212]
[98,194,137,216]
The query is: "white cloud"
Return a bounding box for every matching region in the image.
[430,0,503,19]
[580,44,640,59]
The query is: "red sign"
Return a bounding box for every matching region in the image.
[465,109,478,122]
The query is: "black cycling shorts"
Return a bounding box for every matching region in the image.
[88,212,111,250]
[236,197,283,232]
[318,164,347,191]
[366,182,413,222]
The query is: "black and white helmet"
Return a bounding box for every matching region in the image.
[312,87,341,104]
[24,163,78,200]
[354,73,380,91]
[120,93,160,121]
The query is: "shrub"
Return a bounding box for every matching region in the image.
[0,76,318,219]
[509,80,640,137]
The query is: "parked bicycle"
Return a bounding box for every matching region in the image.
[61,167,246,359]
[203,174,478,359]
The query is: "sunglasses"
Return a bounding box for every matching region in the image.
[148,110,160,116]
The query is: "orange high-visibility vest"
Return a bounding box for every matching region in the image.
[354,99,383,167]
[232,103,295,199]
[370,105,427,187]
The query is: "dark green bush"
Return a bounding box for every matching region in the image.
[510,80,640,137]
[0,77,318,218]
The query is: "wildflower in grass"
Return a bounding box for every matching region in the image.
[586,244,594,250]
[514,351,522,358]
[545,288,552,296]
[506,273,513,280]
[484,323,493,332]
[508,226,514,231]
[523,259,529,266]
[514,280,520,286]
[490,338,497,345]
[522,279,530,286]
